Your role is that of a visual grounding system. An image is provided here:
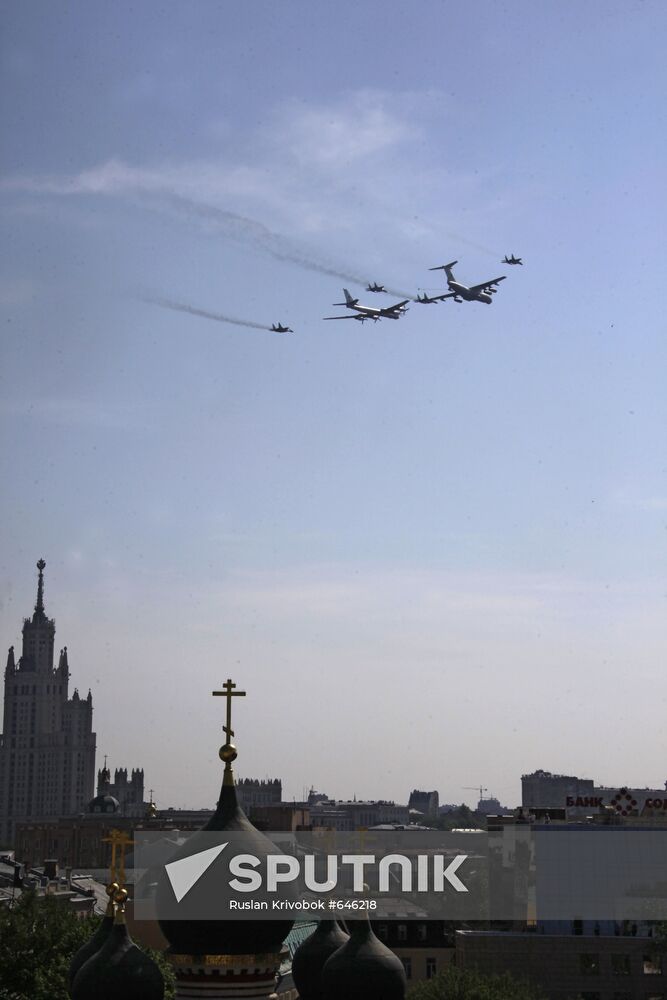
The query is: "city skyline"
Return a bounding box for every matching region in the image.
[1,2,665,811]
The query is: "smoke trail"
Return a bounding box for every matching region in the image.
[162,194,367,282]
[154,194,412,297]
[145,296,273,332]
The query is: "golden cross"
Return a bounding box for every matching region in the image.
[101,828,134,886]
[212,678,246,745]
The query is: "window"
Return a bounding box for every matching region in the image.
[644,956,663,975]
[397,924,408,942]
[417,924,427,942]
[578,994,600,1000]
[612,955,631,975]
[376,924,388,940]
[580,954,600,975]
[426,958,437,979]
[401,957,412,980]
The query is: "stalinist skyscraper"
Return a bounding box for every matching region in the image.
[0,560,96,845]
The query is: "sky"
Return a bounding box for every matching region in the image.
[1,1,665,811]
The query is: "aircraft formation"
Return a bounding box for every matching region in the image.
[150,254,523,333]
[321,256,522,325]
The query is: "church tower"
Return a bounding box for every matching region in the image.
[156,678,294,998]
[0,560,96,845]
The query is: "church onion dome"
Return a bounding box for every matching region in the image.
[292,920,350,1000]
[157,678,294,957]
[88,794,120,814]
[72,888,164,1000]
[321,913,407,1000]
[69,882,120,989]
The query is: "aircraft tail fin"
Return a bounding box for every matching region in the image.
[429,260,458,273]
[334,288,359,307]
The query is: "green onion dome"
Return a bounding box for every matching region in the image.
[72,889,164,1000]
[156,776,294,956]
[68,882,120,991]
[321,914,406,1000]
[292,920,350,999]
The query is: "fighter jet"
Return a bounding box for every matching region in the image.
[415,291,452,304]
[428,261,506,304]
[271,322,293,333]
[366,282,387,293]
[327,288,409,321]
[502,254,523,265]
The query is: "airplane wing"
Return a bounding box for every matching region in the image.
[468,276,506,294]
[380,299,410,314]
[323,314,376,321]
[429,292,457,302]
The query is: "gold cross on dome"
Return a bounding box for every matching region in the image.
[212,678,246,744]
[101,828,134,885]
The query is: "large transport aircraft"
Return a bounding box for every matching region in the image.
[428,261,506,304]
[323,288,410,322]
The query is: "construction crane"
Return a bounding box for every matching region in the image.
[462,785,489,804]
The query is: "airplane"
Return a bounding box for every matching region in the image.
[329,288,410,320]
[415,291,452,304]
[271,322,293,333]
[428,261,506,304]
[366,282,387,293]
[502,254,523,265]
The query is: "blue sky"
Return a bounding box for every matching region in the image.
[1,1,665,809]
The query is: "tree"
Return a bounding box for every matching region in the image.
[0,892,174,1000]
[429,806,487,832]
[408,966,544,1000]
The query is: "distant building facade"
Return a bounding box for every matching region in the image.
[246,803,310,831]
[522,769,667,820]
[456,926,663,1000]
[310,798,410,831]
[408,790,440,817]
[0,561,96,845]
[96,762,146,818]
[236,777,282,812]
[522,770,596,811]
[375,921,454,984]
[14,795,212,870]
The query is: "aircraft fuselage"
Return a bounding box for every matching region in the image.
[448,281,493,304]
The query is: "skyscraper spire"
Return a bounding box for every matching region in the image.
[33,558,46,621]
[5,646,15,677]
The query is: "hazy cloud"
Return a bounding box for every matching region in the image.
[0,396,150,431]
